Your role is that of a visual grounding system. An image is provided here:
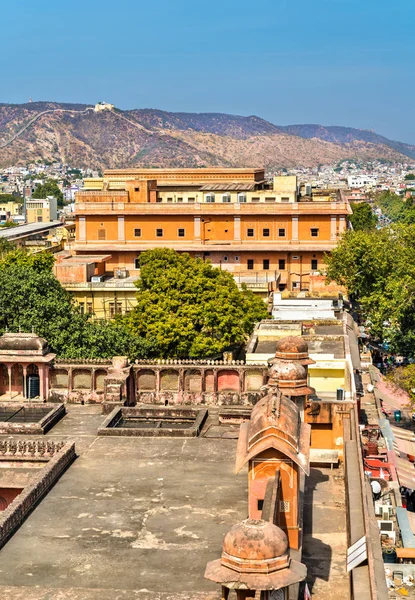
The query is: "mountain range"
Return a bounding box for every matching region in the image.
[0,101,414,170]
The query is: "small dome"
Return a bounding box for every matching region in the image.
[272,336,315,365]
[221,519,289,574]
[275,336,308,355]
[0,333,48,354]
[270,360,306,381]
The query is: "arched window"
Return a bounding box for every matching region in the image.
[238,193,247,203]
[222,194,231,203]
[205,194,215,203]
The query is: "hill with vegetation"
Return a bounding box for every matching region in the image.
[0,101,412,169]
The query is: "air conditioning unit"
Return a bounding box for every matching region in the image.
[91,275,104,283]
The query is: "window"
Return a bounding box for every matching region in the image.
[37,216,43,222]
[257,499,264,511]
[79,302,85,315]
[292,281,299,289]
[247,228,254,237]
[278,259,286,270]
[177,197,183,203]
[134,187,140,192]
[206,194,215,203]
[178,228,185,237]
[263,228,270,237]
[156,228,163,237]
[223,256,228,262]
[279,500,290,513]
[167,197,173,202]
[238,193,247,203]
[222,194,231,203]
[134,258,140,269]
[86,302,93,315]
[247,259,254,270]
[263,259,270,270]
[281,196,290,202]
[311,228,319,237]
[278,228,286,237]
[134,228,141,237]
[235,256,239,262]
[188,197,195,203]
[251,197,260,203]
[265,197,276,202]
[311,259,318,270]
[98,229,106,240]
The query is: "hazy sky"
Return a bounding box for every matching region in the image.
[2,0,414,143]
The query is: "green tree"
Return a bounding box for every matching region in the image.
[0,249,152,359]
[405,173,415,181]
[32,180,64,208]
[325,225,415,353]
[348,202,377,231]
[0,194,23,204]
[126,249,268,358]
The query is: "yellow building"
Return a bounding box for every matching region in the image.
[26,196,58,224]
[0,200,22,223]
[54,255,138,318]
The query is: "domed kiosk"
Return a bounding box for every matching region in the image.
[271,336,315,366]
[205,518,306,596]
[0,333,55,400]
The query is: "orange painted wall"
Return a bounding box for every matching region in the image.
[248,449,300,549]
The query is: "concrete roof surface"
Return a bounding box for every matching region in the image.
[0,406,247,600]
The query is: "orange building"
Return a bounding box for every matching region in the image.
[73,168,351,292]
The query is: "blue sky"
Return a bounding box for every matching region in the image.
[2,0,414,143]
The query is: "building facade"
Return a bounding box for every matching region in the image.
[73,168,351,293]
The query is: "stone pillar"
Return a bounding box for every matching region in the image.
[330,216,337,240]
[22,365,27,399]
[7,365,12,400]
[39,365,44,400]
[292,217,298,241]
[234,216,241,241]
[118,216,125,241]
[78,217,86,241]
[194,217,201,241]
[44,365,50,400]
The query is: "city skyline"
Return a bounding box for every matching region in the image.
[1,0,414,143]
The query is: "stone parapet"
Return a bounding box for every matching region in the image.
[0,441,76,549]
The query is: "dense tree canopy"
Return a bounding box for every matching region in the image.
[348,202,377,231]
[374,191,415,224]
[325,225,415,354]
[32,180,64,208]
[126,249,268,358]
[0,250,154,359]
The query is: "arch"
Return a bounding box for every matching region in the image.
[94,369,107,392]
[137,369,156,391]
[184,369,202,393]
[0,364,8,395]
[72,369,92,390]
[0,496,7,511]
[27,364,39,376]
[11,364,24,394]
[217,370,240,392]
[160,369,179,392]
[50,369,69,389]
[204,369,215,393]
[245,370,264,392]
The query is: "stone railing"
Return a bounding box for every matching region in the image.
[0,439,66,460]
[0,441,76,549]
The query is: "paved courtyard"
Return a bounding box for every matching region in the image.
[0,406,248,600]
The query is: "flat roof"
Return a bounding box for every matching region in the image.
[0,406,247,599]
[60,255,112,264]
[0,221,61,240]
